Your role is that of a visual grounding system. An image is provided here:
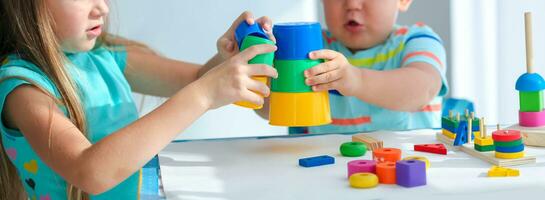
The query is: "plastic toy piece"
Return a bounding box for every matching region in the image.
[235,21,269,48]
[492,130,522,142]
[269,91,331,126]
[347,160,376,178]
[402,156,430,170]
[340,142,367,157]
[352,134,383,151]
[271,59,322,92]
[495,151,525,159]
[298,155,334,167]
[376,161,396,184]
[349,173,379,189]
[396,160,427,188]
[515,73,545,92]
[519,110,545,127]
[487,166,520,177]
[273,22,323,60]
[373,148,401,163]
[414,144,447,155]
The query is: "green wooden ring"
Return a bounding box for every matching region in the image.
[271,59,323,93]
[340,142,367,157]
[474,144,495,152]
[240,35,275,66]
[494,139,523,148]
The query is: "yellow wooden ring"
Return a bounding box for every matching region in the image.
[403,156,430,169]
[442,129,456,139]
[349,173,378,188]
[495,151,524,159]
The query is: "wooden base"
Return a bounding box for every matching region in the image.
[436,133,536,167]
[506,124,545,147]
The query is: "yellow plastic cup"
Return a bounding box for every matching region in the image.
[234,76,268,109]
[269,91,332,126]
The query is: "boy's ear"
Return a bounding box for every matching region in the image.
[398,0,413,12]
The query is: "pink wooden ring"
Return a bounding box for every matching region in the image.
[519,110,545,127]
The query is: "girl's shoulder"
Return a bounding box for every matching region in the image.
[0,55,60,98]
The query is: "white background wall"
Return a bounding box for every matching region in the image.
[109,0,320,140]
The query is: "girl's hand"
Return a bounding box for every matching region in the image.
[217,11,275,60]
[304,50,363,96]
[197,44,278,109]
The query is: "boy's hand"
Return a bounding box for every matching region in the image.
[304,50,362,96]
[217,11,275,60]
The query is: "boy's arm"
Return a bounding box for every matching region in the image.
[305,50,443,112]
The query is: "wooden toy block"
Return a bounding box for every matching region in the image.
[492,130,522,142]
[453,121,469,146]
[442,129,456,139]
[495,144,524,153]
[299,155,334,167]
[352,134,383,151]
[475,136,494,146]
[495,151,525,159]
[474,144,495,152]
[519,110,545,127]
[436,132,536,167]
[414,143,447,155]
[347,160,376,178]
[376,161,396,184]
[340,142,367,157]
[519,91,544,112]
[494,139,523,147]
[373,148,401,163]
[396,160,427,188]
[403,156,430,169]
[487,166,520,177]
[349,173,379,189]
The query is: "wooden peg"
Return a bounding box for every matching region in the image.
[465,109,469,118]
[456,113,460,121]
[497,124,501,131]
[480,117,486,138]
[449,110,453,119]
[470,112,475,120]
[525,12,534,73]
[467,118,473,144]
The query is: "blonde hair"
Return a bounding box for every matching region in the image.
[1,0,90,199]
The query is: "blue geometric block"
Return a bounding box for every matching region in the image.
[453,121,468,146]
[495,144,525,153]
[299,155,335,167]
[396,160,427,188]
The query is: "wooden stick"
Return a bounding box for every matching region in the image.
[497,124,501,131]
[467,118,473,143]
[465,109,469,118]
[525,12,534,73]
[480,117,486,138]
[449,110,453,119]
[471,112,475,120]
[456,113,460,121]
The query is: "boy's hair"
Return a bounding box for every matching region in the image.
[0,0,90,199]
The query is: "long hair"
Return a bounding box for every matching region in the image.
[0,0,90,199]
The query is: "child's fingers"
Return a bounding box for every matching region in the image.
[304,61,338,77]
[306,69,341,86]
[238,44,277,63]
[225,11,255,39]
[246,78,271,97]
[309,49,340,60]
[255,16,276,43]
[240,89,264,106]
[312,82,337,92]
[247,64,278,78]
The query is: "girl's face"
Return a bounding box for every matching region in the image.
[322,0,411,52]
[46,0,109,52]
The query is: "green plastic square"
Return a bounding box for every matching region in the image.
[520,91,544,112]
[474,144,495,152]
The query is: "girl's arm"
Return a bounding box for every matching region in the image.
[3,44,277,195]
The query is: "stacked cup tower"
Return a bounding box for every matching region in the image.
[233,22,275,109]
[269,22,332,126]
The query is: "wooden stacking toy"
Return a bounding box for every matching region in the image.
[492,127,525,159]
[269,22,331,126]
[516,12,545,127]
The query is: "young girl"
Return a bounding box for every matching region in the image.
[0,0,277,199]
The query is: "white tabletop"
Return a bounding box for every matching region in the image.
[159,129,545,200]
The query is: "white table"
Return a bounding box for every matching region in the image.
[159,130,545,200]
